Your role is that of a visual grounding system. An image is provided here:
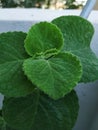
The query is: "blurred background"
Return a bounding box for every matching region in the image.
[0,0,88,9]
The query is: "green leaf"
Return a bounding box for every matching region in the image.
[52,16,98,82]
[0,110,15,130]
[5,126,15,130]
[23,52,82,99]
[0,116,5,128]
[0,116,15,130]
[24,22,64,56]
[2,90,79,130]
[0,32,35,97]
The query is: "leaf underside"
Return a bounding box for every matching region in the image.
[3,90,79,130]
[52,16,98,82]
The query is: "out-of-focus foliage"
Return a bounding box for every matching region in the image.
[65,0,83,9]
[24,0,45,8]
[0,0,85,9]
[1,0,24,7]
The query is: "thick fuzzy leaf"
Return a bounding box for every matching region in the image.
[6,126,15,130]
[52,16,98,82]
[23,52,82,99]
[0,116,15,130]
[24,22,64,56]
[0,116,5,129]
[3,90,79,130]
[0,111,15,130]
[0,32,34,97]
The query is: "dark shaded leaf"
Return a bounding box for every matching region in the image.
[3,90,79,130]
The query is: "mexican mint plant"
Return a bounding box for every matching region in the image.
[0,15,98,130]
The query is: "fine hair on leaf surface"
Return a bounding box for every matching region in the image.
[23,52,82,100]
[24,22,64,57]
[2,90,79,130]
[0,32,35,97]
[52,15,98,83]
[0,15,97,130]
[23,21,82,100]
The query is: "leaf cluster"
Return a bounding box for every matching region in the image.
[0,16,98,130]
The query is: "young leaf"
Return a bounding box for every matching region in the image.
[23,52,82,99]
[24,22,64,56]
[52,16,98,82]
[0,32,35,97]
[3,90,79,130]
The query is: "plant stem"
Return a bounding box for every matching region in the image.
[80,0,96,18]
